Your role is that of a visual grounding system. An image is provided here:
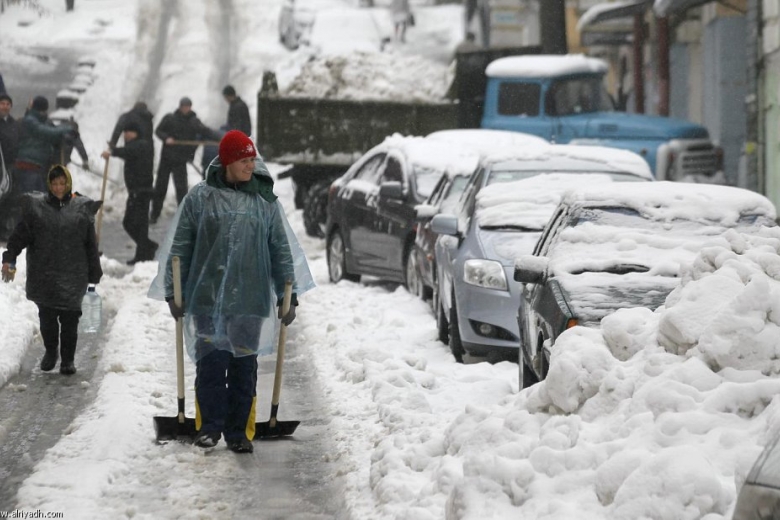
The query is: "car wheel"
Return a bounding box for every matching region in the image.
[303,180,330,238]
[519,353,539,390]
[405,247,424,299]
[327,230,359,283]
[448,291,465,363]
[437,302,449,344]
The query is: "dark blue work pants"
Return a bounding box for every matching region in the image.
[195,349,258,442]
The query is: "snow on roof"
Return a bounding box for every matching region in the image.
[576,1,641,32]
[280,51,453,101]
[426,128,548,150]
[381,133,482,177]
[481,143,654,180]
[562,181,777,224]
[486,54,609,79]
[476,173,619,230]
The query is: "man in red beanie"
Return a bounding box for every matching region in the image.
[150,130,313,453]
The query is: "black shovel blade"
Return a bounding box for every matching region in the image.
[154,416,198,443]
[255,420,300,439]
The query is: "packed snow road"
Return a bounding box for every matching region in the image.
[0,0,348,515]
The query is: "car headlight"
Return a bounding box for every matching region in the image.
[463,259,508,291]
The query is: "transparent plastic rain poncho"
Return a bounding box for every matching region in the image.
[148,157,315,362]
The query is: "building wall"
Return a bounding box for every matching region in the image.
[762,1,780,209]
[701,15,747,185]
[763,53,780,211]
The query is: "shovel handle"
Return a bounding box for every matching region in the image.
[269,281,293,427]
[95,156,109,245]
[172,257,186,423]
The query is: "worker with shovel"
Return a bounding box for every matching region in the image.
[148,130,314,453]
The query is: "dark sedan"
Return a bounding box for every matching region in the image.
[325,135,481,286]
[514,181,777,389]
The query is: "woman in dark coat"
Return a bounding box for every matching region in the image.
[1,165,103,375]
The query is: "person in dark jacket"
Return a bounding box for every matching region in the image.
[222,86,252,136]
[0,92,19,240]
[6,96,73,237]
[0,92,18,173]
[102,121,158,265]
[1,164,103,375]
[109,101,154,148]
[13,96,72,194]
[51,117,89,170]
[150,97,217,223]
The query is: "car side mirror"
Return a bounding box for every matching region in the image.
[514,255,549,284]
[430,213,458,236]
[415,204,437,220]
[379,181,405,202]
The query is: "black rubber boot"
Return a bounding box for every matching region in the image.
[60,344,77,375]
[40,348,58,372]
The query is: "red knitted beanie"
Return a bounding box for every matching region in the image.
[219,130,257,166]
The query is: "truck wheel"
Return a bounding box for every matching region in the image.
[303,180,330,238]
[327,230,359,283]
[448,291,465,363]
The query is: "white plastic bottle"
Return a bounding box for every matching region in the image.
[79,285,102,334]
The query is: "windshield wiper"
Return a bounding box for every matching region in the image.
[481,224,540,232]
[570,264,650,275]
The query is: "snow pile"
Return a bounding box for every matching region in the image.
[0,255,38,388]
[420,229,780,519]
[282,52,453,102]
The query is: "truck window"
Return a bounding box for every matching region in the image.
[545,76,615,116]
[497,83,540,117]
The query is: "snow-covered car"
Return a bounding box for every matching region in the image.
[733,430,780,520]
[514,181,777,388]
[410,129,549,301]
[430,145,653,363]
[325,135,482,287]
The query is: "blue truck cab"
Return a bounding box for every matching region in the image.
[480,55,723,182]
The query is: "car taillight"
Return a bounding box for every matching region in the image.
[565,318,578,329]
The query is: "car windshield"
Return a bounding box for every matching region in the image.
[439,176,470,213]
[485,170,540,185]
[545,76,615,116]
[487,169,647,186]
[414,167,447,199]
[572,207,773,234]
[549,206,776,276]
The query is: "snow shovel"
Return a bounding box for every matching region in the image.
[154,256,198,442]
[256,281,300,439]
[95,156,109,246]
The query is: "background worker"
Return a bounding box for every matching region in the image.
[222,85,251,136]
[7,96,73,232]
[102,121,157,265]
[109,101,154,148]
[150,97,217,224]
[0,92,19,241]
